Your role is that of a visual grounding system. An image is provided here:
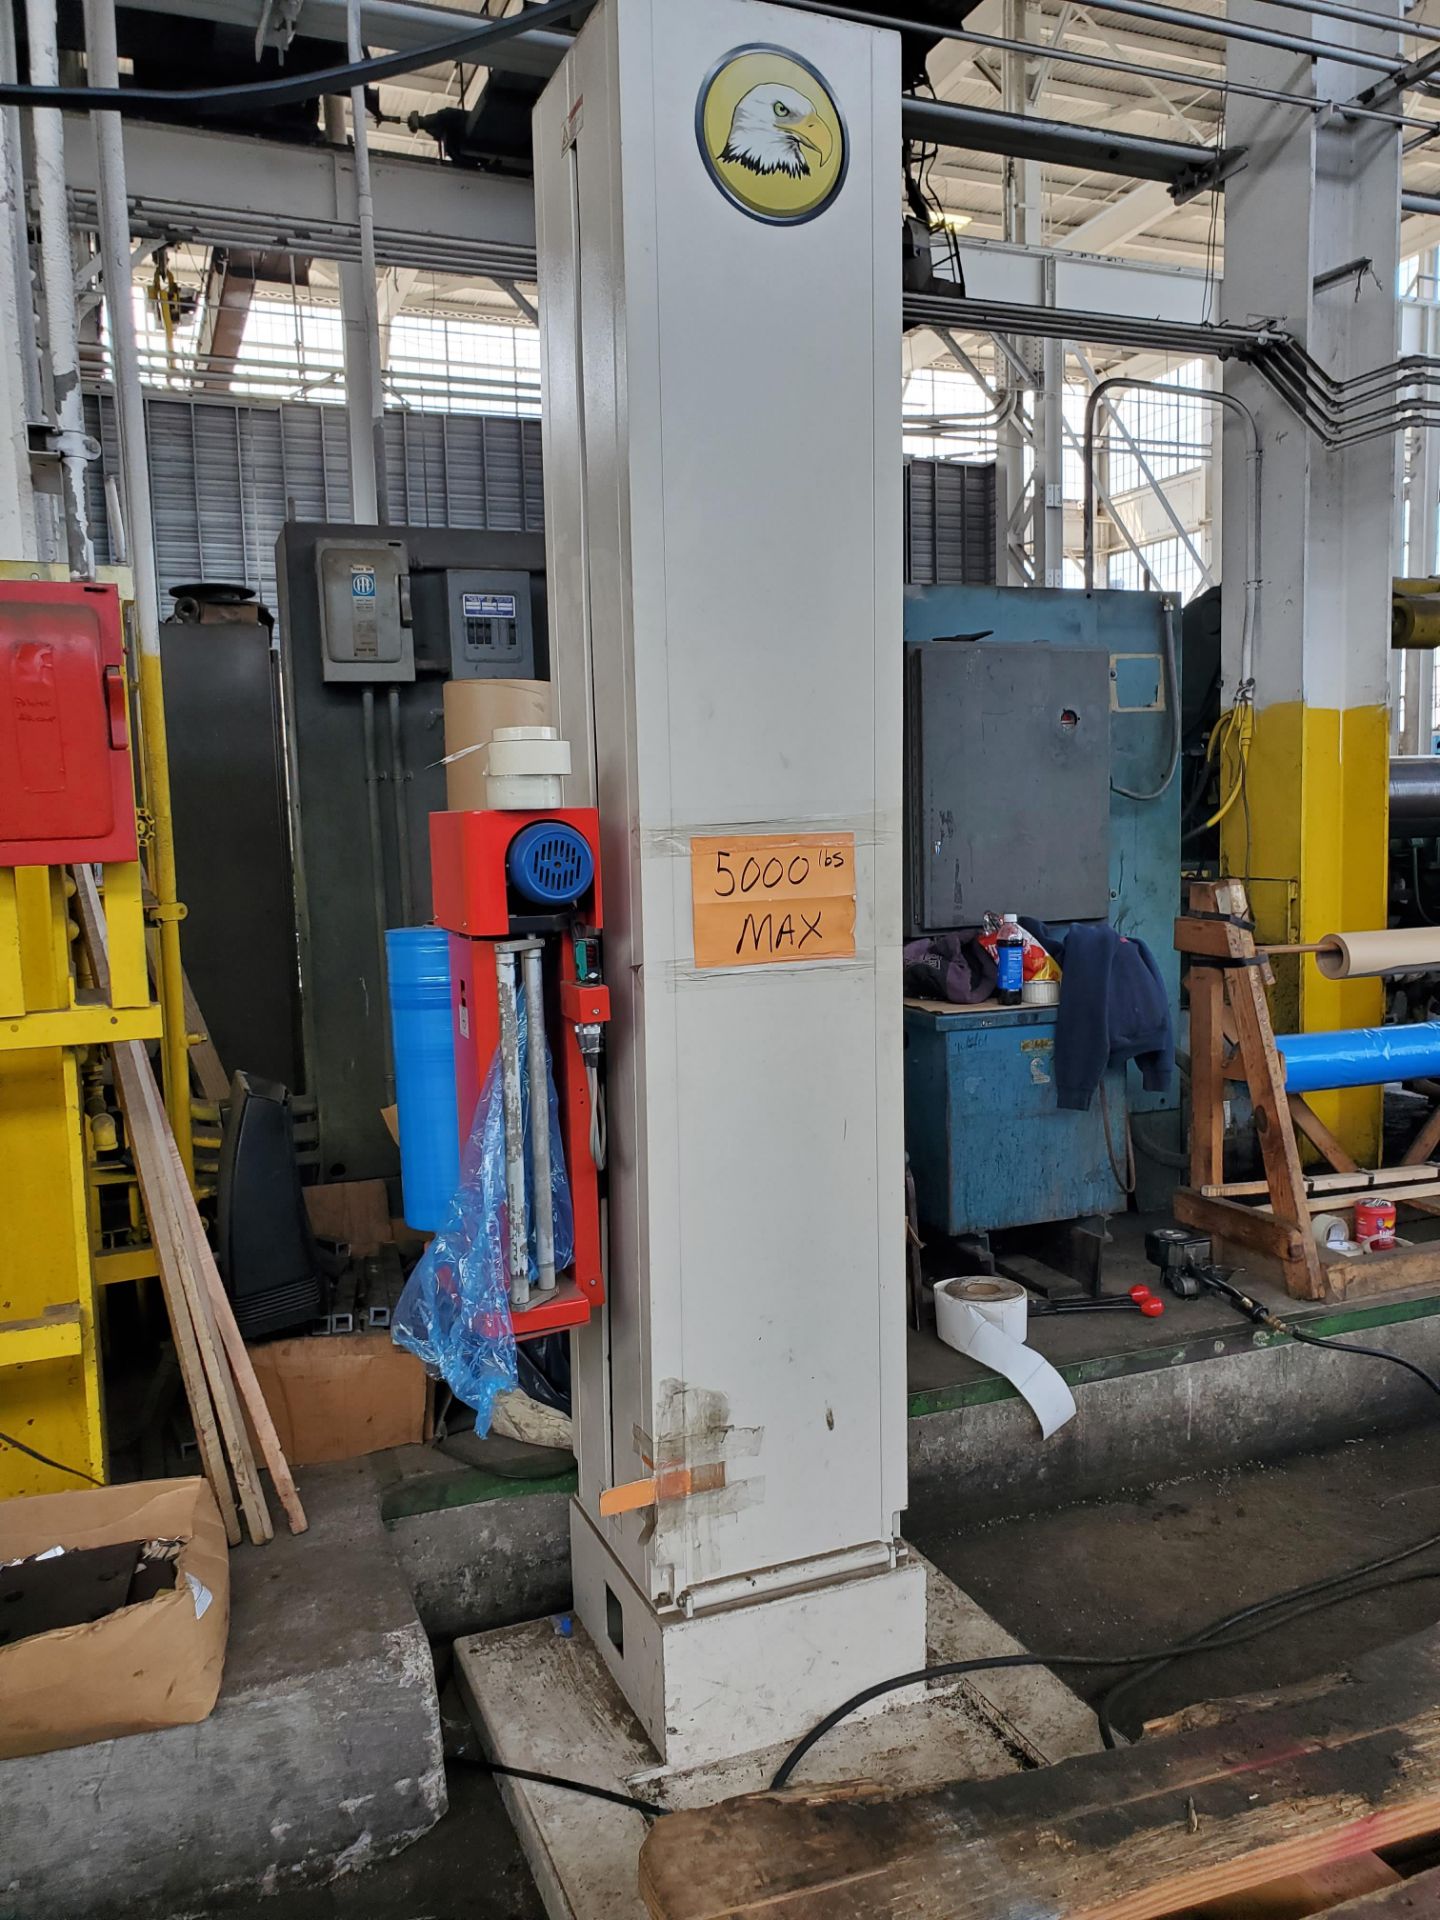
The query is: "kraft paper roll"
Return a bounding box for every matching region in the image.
[933,1278,1077,1440]
[441,679,552,811]
[1315,928,1440,980]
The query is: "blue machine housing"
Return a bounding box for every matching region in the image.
[902,585,1182,1238]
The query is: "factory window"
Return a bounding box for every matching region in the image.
[1105,362,1211,496]
[386,312,542,417]
[902,365,999,460]
[1107,535,1205,602]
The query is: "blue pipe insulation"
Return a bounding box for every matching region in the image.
[1276,1020,1440,1094]
[386,926,460,1231]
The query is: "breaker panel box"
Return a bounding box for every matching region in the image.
[409,566,536,680]
[314,537,414,683]
[0,580,138,866]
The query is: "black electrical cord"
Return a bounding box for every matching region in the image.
[1094,1299,1440,1743]
[451,1752,667,1819]
[0,0,588,115]
[772,1548,1440,1789]
[771,1296,1440,1785]
[0,1426,103,1486]
[1288,1325,1440,1399]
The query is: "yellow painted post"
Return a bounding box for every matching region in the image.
[133,641,194,1185]
[1223,706,1389,1163]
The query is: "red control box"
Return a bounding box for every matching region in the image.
[0,582,137,866]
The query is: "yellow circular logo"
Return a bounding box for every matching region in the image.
[696,44,848,226]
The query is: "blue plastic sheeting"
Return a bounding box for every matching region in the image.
[386,926,459,1231]
[392,987,573,1432]
[1275,1020,1440,1094]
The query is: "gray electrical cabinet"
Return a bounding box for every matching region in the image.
[408,566,535,679]
[315,537,414,683]
[905,641,1112,935]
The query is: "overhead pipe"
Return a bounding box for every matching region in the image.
[26,0,91,578]
[84,0,195,1180]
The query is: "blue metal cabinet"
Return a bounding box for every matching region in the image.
[904,1003,1126,1237]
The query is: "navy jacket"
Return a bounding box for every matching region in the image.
[1024,920,1175,1113]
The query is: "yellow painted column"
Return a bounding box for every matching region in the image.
[1224,705,1389,1162]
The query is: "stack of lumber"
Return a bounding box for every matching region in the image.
[75,867,305,1547]
[640,1621,1440,1919]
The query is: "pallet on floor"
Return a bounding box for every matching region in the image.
[640,1618,1440,1919]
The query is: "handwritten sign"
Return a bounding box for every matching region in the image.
[691,833,856,969]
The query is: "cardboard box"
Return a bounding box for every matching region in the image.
[442,678,551,811]
[248,1331,430,1466]
[0,1477,230,1760]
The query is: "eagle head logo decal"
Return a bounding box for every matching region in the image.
[697,46,847,225]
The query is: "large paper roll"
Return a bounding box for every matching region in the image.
[1315,928,1440,979]
[441,679,552,811]
[933,1277,1076,1439]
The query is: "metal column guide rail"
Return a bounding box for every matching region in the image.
[532,0,923,1769]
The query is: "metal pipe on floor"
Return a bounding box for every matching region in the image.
[27,0,91,578]
[521,942,555,1294]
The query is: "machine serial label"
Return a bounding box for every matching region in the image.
[690,832,856,969]
[462,591,517,619]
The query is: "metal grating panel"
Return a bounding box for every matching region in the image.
[904,457,998,585]
[83,391,545,621]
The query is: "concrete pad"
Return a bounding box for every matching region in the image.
[455,1552,1098,1920]
[0,1462,446,1919]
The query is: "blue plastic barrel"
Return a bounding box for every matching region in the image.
[386,926,460,1231]
[1276,1019,1440,1094]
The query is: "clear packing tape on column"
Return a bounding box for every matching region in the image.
[392,987,573,1430]
[933,1278,1076,1439]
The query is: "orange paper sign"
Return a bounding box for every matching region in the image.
[691,833,856,969]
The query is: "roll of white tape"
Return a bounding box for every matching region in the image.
[933,1276,1076,1440]
[934,1275,1028,1347]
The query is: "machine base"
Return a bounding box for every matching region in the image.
[569,1498,929,1771]
[454,1553,1099,1920]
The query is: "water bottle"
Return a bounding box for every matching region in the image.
[996,913,1024,1006]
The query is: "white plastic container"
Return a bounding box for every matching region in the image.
[484,725,571,809]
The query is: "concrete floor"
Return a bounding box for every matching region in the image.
[196,1423,1440,1917]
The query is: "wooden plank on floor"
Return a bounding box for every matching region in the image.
[638,1623,1440,1920]
[1168,1854,1400,1918]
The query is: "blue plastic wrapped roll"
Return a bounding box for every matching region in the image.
[1276,1020,1440,1094]
[386,926,460,1231]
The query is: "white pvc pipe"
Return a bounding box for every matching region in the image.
[26,0,92,577]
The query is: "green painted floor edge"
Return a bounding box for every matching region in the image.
[382,1463,578,1525]
[906,1289,1440,1418]
[379,1291,1440,1523]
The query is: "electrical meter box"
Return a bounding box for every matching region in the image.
[0,580,138,866]
[314,537,414,683]
[409,567,536,680]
